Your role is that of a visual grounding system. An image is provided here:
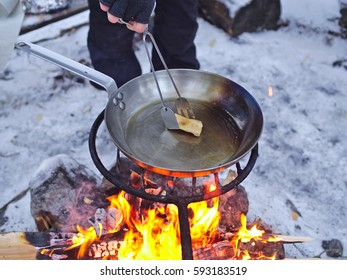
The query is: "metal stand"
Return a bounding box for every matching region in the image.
[89,110,259,260]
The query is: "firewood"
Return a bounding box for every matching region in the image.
[0,231,127,260]
[87,240,125,259]
[220,232,313,244]
[0,230,312,260]
[88,237,287,260]
[193,240,236,260]
[129,170,142,190]
[106,207,123,232]
[0,232,77,260]
[0,232,39,260]
[273,235,313,243]
[238,239,285,259]
[221,170,237,186]
[175,113,203,137]
[194,236,285,260]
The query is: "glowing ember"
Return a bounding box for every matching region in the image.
[268,86,273,97]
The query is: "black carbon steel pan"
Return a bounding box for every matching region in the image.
[16,42,263,177]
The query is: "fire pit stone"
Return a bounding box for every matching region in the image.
[29,154,107,232]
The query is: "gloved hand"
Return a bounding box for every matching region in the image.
[99,0,155,33]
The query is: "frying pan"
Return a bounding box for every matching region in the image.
[16,41,263,178]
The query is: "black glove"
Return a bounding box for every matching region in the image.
[100,0,155,24]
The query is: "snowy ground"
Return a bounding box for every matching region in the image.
[0,0,346,259]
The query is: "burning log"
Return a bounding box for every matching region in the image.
[193,240,236,260]
[193,239,285,260]
[0,232,76,260]
[82,233,304,259]
[106,207,123,232]
[85,234,288,260]
[237,239,285,260]
[0,232,42,260]
[1,230,312,260]
[0,231,127,260]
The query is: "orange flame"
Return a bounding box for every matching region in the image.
[106,193,131,233]
[54,187,281,260]
[118,203,181,260]
[237,214,265,243]
[62,186,219,260]
[72,225,100,259]
[230,214,278,260]
[189,197,220,247]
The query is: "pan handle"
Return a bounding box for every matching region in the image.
[15,41,118,98]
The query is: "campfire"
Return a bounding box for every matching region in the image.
[0,154,311,260]
[29,154,296,261]
[39,190,285,260]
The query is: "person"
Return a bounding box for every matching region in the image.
[87,0,200,88]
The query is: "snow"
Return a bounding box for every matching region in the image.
[281,0,340,29]
[0,0,346,259]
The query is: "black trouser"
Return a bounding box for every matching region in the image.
[87,0,200,87]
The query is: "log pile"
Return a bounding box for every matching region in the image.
[0,229,313,260]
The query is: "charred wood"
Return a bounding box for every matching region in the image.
[0,230,312,260]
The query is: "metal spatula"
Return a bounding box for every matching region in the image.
[144,33,203,136]
[143,30,196,119]
[142,31,180,130]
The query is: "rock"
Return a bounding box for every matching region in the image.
[29,154,106,232]
[322,239,344,258]
[198,0,234,35]
[339,7,347,29]
[198,0,282,37]
[218,185,249,231]
[231,0,281,37]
